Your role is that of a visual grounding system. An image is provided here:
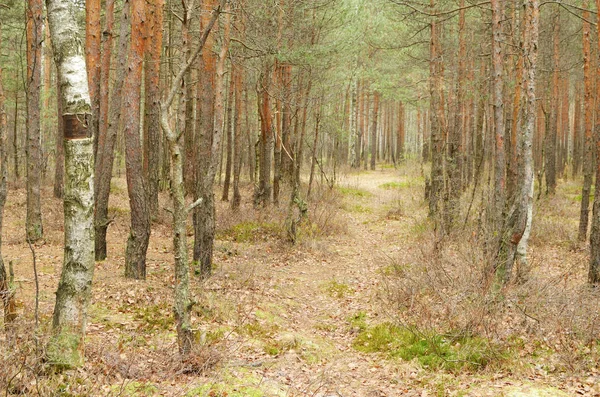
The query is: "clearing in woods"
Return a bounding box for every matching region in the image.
[2,164,598,396]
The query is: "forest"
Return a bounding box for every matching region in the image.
[1,0,600,395]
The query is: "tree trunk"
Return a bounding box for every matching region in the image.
[194,2,230,278]
[588,0,600,285]
[86,0,101,158]
[308,98,322,198]
[428,0,445,219]
[46,0,94,368]
[182,5,196,196]
[254,64,273,207]
[231,63,244,210]
[573,83,582,178]
[94,0,128,261]
[0,25,16,334]
[194,0,217,277]
[370,91,379,171]
[123,0,150,280]
[12,90,19,181]
[54,77,64,199]
[143,0,164,215]
[396,102,405,162]
[222,74,234,201]
[491,0,506,235]
[496,0,539,284]
[545,8,559,195]
[579,1,593,242]
[26,0,44,242]
[159,1,220,354]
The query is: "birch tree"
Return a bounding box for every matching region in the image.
[45,0,94,367]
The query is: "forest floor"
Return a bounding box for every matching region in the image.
[2,163,600,396]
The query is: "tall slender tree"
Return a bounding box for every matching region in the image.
[95,0,128,261]
[579,1,593,242]
[26,0,44,242]
[46,0,94,367]
[123,0,150,279]
[144,0,164,215]
[588,0,600,285]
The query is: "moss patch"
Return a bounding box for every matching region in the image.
[353,323,504,372]
[337,186,373,198]
[217,221,280,243]
[46,331,83,370]
[322,280,353,298]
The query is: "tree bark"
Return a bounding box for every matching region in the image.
[579,1,593,242]
[54,77,64,199]
[496,0,539,284]
[222,74,234,201]
[194,0,218,277]
[195,1,230,278]
[491,0,506,235]
[428,0,445,219]
[46,0,94,368]
[370,91,379,171]
[123,0,150,280]
[143,0,164,215]
[588,0,600,285]
[572,83,582,178]
[0,24,16,334]
[231,63,244,210]
[26,0,44,242]
[254,64,273,207]
[545,8,559,195]
[94,0,127,261]
[86,0,101,158]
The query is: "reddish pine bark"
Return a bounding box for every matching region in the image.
[123,0,150,279]
[143,0,164,215]
[588,0,600,284]
[86,0,101,157]
[370,91,379,171]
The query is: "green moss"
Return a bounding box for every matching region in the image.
[346,204,373,213]
[121,302,174,332]
[108,206,129,216]
[242,320,279,339]
[322,280,353,298]
[46,331,83,370]
[347,311,368,332]
[337,186,373,198]
[217,221,280,243]
[353,323,503,372]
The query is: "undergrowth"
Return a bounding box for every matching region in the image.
[353,322,504,372]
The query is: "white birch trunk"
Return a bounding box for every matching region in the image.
[46,0,94,368]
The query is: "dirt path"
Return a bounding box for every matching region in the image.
[210,167,433,396]
[2,166,591,396]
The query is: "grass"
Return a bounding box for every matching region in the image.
[337,186,373,198]
[217,221,280,243]
[346,203,373,213]
[353,323,503,372]
[347,311,368,332]
[323,280,353,298]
